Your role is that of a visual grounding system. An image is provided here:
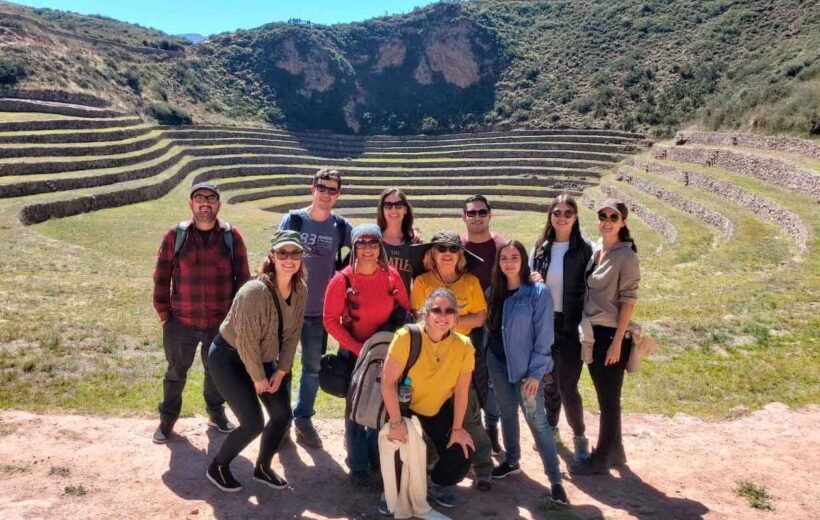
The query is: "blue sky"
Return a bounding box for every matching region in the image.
[12,0,438,35]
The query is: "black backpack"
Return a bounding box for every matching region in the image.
[287,211,350,270]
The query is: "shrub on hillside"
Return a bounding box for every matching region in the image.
[0,59,26,86]
[148,103,192,125]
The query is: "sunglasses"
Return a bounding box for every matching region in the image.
[192,194,219,204]
[465,209,489,218]
[429,307,458,316]
[434,244,462,254]
[356,240,381,250]
[597,212,621,223]
[551,209,576,218]
[274,250,303,260]
[383,201,406,210]
[314,183,340,196]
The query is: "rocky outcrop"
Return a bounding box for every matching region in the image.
[423,23,480,88]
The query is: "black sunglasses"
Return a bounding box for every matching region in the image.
[383,201,406,210]
[314,183,340,196]
[465,209,489,218]
[551,209,576,218]
[597,212,620,223]
[434,244,462,254]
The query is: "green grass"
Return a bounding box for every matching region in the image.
[735,480,775,511]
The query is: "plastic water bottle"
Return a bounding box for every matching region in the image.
[398,377,412,415]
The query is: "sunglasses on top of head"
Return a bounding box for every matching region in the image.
[434,244,462,254]
[314,183,340,196]
[551,209,576,218]
[383,201,406,210]
[429,306,458,316]
[597,212,620,223]
[465,209,489,218]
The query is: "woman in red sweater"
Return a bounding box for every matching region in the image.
[323,223,410,485]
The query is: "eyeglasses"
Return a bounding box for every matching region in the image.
[355,240,381,250]
[429,307,458,316]
[551,209,576,218]
[274,250,303,260]
[314,183,340,196]
[383,201,406,210]
[597,212,620,223]
[465,209,489,218]
[192,194,219,204]
[434,244,462,254]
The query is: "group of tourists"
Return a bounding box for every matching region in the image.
[151,168,641,516]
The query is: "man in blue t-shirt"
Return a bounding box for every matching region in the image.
[278,168,352,449]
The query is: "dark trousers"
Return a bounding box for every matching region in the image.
[415,398,473,487]
[544,313,586,436]
[587,325,632,459]
[159,317,224,419]
[208,335,293,468]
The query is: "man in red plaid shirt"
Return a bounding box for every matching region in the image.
[152,181,251,444]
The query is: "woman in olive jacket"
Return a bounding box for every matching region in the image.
[530,194,593,462]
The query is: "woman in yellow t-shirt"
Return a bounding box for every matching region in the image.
[410,230,487,335]
[382,288,475,508]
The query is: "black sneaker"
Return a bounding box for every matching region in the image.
[207,410,236,434]
[491,461,521,479]
[548,483,569,508]
[295,422,323,449]
[206,461,242,492]
[253,465,287,490]
[152,416,176,444]
[349,470,371,488]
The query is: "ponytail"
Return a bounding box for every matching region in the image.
[614,201,638,253]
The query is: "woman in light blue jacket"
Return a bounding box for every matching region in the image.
[484,240,567,507]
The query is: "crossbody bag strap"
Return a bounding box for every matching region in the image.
[263,277,285,348]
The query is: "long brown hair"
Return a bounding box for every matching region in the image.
[377,187,415,242]
[535,193,582,249]
[256,252,307,289]
[609,201,638,253]
[486,240,532,330]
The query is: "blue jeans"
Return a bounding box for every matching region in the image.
[292,315,327,425]
[344,418,378,473]
[487,351,562,485]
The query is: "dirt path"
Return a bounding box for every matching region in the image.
[1,403,817,519]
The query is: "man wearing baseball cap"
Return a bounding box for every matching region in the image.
[151,181,251,444]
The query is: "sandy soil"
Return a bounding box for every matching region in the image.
[1,403,817,519]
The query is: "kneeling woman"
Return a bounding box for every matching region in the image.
[206,230,307,492]
[381,289,476,514]
[485,240,568,506]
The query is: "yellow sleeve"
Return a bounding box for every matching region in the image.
[387,327,411,367]
[460,338,476,374]
[410,274,429,312]
[468,275,487,313]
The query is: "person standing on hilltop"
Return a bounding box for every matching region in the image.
[152,181,250,444]
[277,169,352,449]
[460,195,505,457]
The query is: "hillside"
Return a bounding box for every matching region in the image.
[1,0,818,136]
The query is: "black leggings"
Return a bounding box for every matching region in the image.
[587,325,632,459]
[415,398,473,487]
[208,335,292,468]
[544,313,586,436]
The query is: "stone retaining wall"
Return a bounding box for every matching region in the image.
[263,198,551,214]
[590,182,678,243]
[0,88,111,108]
[0,117,142,133]
[0,99,124,118]
[675,131,820,161]
[217,174,574,191]
[631,158,811,254]
[0,126,150,145]
[653,144,820,200]
[0,142,173,176]
[0,133,160,158]
[615,168,734,237]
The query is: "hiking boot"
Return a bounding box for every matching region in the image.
[207,410,236,434]
[253,464,288,490]
[152,415,176,444]
[486,425,502,456]
[608,444,627,467]
[378,492,391,516]
[206,460,242,492]
[491,461,521,479]
[349,470,371,488]
[573,435,591,462]
[476,477,492,491]
[547,483,569,508]
[429,484,456,508]
[294,422,323,449]
[569,454,608,475]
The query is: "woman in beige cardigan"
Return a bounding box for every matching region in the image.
[205,230,307,492]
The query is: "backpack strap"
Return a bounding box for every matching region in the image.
[173,221,191,257]
[288,211,303,233]
[400,324,422,382]
[221,222,234,261]
[334,214,350,270]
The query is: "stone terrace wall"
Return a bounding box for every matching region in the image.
[676,131,820,161]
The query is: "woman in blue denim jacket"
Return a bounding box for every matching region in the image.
[484,239,568,507]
